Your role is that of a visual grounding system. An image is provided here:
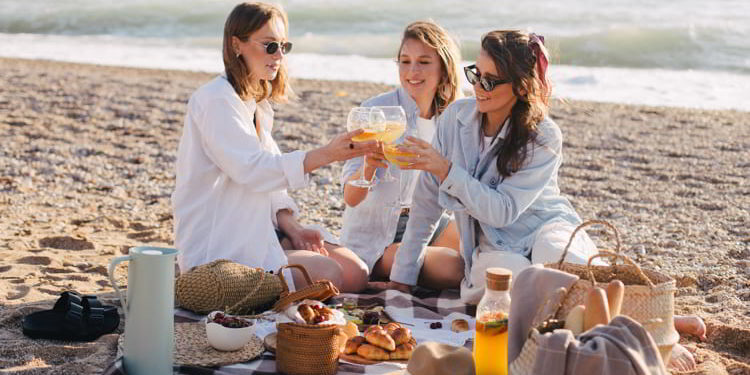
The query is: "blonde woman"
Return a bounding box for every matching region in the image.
[340,21,463,289]
[172,2,378,291]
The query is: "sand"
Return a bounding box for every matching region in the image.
[0,57,748,374]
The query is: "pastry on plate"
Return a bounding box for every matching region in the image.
[343,335,365,354]
[390,327,412,346]
[356,343,390,361]
[364,327,396,351]
[389,342,416,360]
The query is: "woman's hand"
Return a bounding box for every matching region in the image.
[392,136,452,183]
[326,129,381,163]
[304,129,380,173]
[364,143,388,173]
[288,228,327,255]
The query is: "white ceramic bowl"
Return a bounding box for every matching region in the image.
[205,311,255,351]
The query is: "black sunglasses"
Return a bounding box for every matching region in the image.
[464,64,511,91]
[253,40,293,55]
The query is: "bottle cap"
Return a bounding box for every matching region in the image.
[485,267,512,291]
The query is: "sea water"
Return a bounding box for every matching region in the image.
[2,0,748,111]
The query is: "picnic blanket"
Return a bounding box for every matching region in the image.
[102,287,476,375]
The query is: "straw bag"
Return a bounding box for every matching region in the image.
[509,288,568,375]
[273,264,344,375]
[175,259,284,315]
[545,220,679,362]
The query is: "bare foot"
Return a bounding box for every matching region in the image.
[668,343,696,372]
[674,315,707,341]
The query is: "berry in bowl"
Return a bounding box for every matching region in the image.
[205,311,255,351]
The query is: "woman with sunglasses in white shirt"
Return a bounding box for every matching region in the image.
[340,21,464,290]
[172,2,378,291]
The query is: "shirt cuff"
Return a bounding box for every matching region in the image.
[281,150,310,190]
[389,260,420,286]
[271,193,300,228]
[439,162,469,197]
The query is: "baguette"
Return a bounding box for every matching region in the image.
[583,287,610,331]
[563,304,586,335]
[606,280,625,318]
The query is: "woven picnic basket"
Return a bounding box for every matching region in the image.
[273,264,344,375]
[544,219,679,362]
[509,287,568,375]
[175,259,284,315]
[272,264,340,312]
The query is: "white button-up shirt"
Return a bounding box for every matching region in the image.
[172,76,308,273]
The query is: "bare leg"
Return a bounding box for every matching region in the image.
[674,315,707,341]
[417,246,464,289]
[667,315,705,371]
[430,220,460,252]
[371,242,464,290]
[669,344,696,372]
[324,242,369,293]
[285,250,343,290]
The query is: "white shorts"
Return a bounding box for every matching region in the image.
[460,221,601,304]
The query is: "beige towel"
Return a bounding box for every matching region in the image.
[532,315,668,375]
[508,264,579,363]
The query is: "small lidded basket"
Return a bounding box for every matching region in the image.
[273,265,345,375]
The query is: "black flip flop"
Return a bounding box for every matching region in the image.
[22,291,120,341]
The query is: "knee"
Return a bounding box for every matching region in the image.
[341,262,369,293]
[315,257,344,290]
[443,258,465,286]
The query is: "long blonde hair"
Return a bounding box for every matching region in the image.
[398,21,462,116]
[222,2,292,102]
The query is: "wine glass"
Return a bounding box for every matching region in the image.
[372,106,407,183]
[384,126,419,209]
[347,107,386,188]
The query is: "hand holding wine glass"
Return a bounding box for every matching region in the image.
[347,107,386,188]
[390,136,452,183]
[372,106,407,183]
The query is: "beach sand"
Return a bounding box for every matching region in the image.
[0,57,748,374]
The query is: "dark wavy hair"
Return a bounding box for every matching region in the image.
[481,30,551,178]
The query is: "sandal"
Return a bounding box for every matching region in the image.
[22,291,120,341]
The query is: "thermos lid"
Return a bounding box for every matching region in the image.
[485,267,512,291]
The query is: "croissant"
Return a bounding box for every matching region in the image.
[298,304,315,324]
[356,343,391,361]
[390,327,412,346]
[364,328,396,351]
[365,325,384,335]
[389,342,416,360]
[344,336,365,354]
[383,322,402,336]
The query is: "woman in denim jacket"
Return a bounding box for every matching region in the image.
[387,30,599,302]
[339,21,464,289]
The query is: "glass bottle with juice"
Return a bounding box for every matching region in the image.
[474,267,512,375]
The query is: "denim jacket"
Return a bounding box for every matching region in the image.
[389,97,582,287]
[339,87,421,272]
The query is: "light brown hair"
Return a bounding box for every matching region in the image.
[481,30,551,177]
[398,21,463,116]
[223,2,292,102]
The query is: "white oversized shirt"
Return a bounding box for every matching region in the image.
[172,75,309,273]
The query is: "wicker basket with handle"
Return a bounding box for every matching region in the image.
[272,264,344,375]
[544,220,679,363]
